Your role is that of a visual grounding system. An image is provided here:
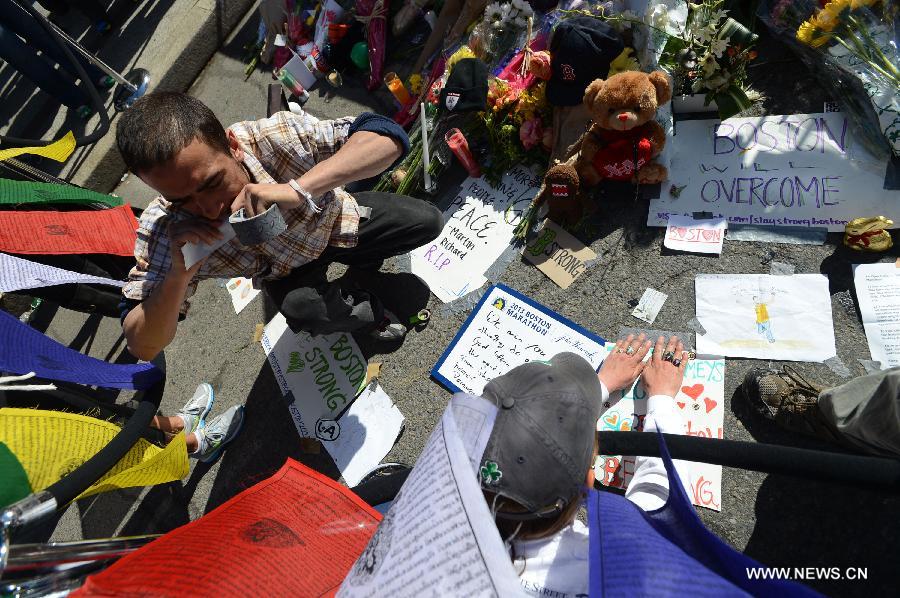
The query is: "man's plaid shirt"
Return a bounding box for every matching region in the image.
[122,111,361,315]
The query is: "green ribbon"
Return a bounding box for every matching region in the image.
[0,178,122,209]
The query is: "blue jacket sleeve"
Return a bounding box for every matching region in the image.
[348,112,410,168]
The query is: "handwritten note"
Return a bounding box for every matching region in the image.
[79,460,381,597]
[853,263,900,368]
[411,165,540,303]
[320,383,405,487]
[522,219,597,289]
[664,215,727,254]
[695,273,836,362]
[650,113,891,231]
[594,345,726,511]
[338,396,522,596]
[0,252,124,292]
[432,284,606,395]
[260,313,367,438]
[225,277,260,314]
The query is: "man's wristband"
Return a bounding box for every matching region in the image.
[288,179,322,214]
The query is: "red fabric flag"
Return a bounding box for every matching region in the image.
[0,205,138,256]
[75,459,381,597]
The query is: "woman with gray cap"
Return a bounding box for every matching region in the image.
[477,333,692,597]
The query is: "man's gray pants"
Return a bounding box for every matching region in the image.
[819,367,900,458]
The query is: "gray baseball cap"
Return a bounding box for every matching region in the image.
[478,352,603,520]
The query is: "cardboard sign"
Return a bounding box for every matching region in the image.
[432,284,606,395]
[695,274,836,362]
[664,215,727,254]
[649,113,891,232]
[260,313,367,438]
[522,219,597,289]
[595,344,726,511]
[410,165,540,303]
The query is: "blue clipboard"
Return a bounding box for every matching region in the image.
[431,283,607,393]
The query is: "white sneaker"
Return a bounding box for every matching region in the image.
[369,309,408,341]
[195,405,245,463]
[176,383,215,436]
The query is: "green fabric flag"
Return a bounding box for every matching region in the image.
[0,441,32,508]
[0,178,122,208]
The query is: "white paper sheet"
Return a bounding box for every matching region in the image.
[0,252,124,292]
[649,113,891,232]
[853,263,900,368]
[632,288,668,324]
[181,221,235,269]
[337,401,524,597]
[410,166,540,303]
[318,384,405,487]
[449,393,498,474]
[225,277,260,314]
[595,343,725,511]
[695,273,836,362]
[260,313,367,438]
[434,285,606,395]
[664,215,727,254]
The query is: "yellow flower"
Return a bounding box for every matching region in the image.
[407,73,423,95]
[446,46,476,74]
[797,19,830,47]
[813,1,846,32]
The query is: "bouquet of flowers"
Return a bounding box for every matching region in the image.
[760,0,899,158]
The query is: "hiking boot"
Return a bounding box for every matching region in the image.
[176,382,216,436]
[742,366,840,442]
[369,309,408,341]
[194,405,245,463]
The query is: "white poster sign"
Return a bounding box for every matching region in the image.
[411,166,540,303]
[664,215,727,254]
[649,113,891,232]
[260,313,367,438]
[695,274,836,362]
[595,343,725,511]
[432,284,606,395]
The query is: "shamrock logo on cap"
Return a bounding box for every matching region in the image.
[561,64,576,81]
[480,461,503,485]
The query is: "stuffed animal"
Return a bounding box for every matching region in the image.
[575,70,671,186]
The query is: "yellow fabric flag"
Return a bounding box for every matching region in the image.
[0,131,76,163]
[0,408,188,500]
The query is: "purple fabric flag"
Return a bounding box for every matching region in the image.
[588,432,820,597]
[0,310,161,390]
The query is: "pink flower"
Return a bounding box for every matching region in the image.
[520,118,543,150]
[528,51,552,80]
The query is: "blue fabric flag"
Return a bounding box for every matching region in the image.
[0,310,162,390]
[588,432,821,597]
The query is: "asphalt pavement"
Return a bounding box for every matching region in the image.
[16,9,899,597]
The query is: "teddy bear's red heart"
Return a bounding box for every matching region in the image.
[681,384,704,400]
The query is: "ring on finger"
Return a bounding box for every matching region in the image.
[662,351,675,362]
[625,346,636,356]
[616,348,626,354]
[672,358,682,367]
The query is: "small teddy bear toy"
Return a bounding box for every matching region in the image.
[575,70,671,186]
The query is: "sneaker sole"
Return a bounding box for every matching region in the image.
[199,406,245,464]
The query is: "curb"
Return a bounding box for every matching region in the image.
[61,0,258,193]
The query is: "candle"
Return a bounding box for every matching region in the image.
[444,128,481,178]
[384,72,411,105]
[420,103,432,192]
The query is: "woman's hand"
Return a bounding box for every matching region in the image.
[597,333,652,393]
[640,335,688,398]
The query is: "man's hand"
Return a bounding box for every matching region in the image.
[598,333,652,393]
[230,183,300,217]
[167,219,224,276]
[640,336,688,398]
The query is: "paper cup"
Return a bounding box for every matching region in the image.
[229,205,287,245]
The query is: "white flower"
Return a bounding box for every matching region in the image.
[514,15,527,28]
[709,37,728,58]
[694,25,715,44]
[700,53,719,77]
[645,4,669,29]
[710,9,727,23]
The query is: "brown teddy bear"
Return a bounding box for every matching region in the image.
[575,70,672,186]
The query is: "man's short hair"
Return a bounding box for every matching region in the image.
[116,92,229,174]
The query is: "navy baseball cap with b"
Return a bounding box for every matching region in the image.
[547,16,624,107]
[478,352,603,520]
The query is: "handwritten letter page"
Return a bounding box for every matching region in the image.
[433,284,606,395]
